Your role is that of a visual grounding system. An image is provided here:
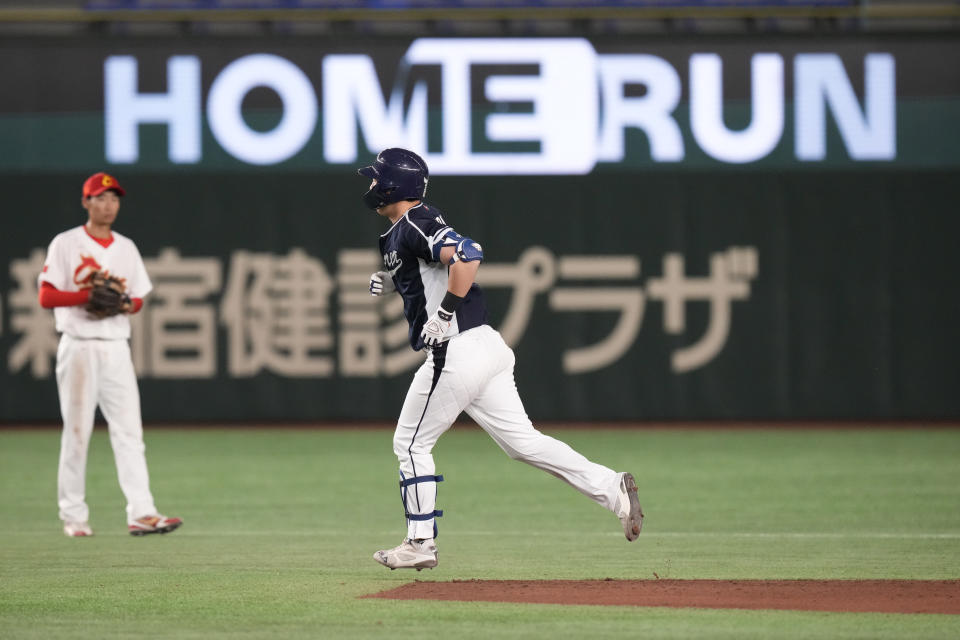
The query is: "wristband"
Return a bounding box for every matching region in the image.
[438,291,465,321]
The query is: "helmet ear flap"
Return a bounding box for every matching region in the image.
[363,184,398,210]
[362,187,384,210]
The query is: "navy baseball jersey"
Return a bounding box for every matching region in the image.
[379,202,488,351]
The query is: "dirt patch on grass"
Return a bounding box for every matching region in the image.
[365,579,960,614]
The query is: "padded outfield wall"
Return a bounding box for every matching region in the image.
[0,33,957,422]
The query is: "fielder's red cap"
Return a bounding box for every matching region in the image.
[82,172,126,198]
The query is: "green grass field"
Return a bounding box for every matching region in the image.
[1,426,958,639]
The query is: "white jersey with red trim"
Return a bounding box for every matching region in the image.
[38,225,152,339]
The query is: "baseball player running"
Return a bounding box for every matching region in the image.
[38,172,182,538]
[362,149,643,570]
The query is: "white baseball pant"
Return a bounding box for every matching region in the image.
[393,324,622,540]
[55,334,158,524]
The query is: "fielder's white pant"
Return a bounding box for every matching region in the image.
[393,324,622,540]
[55,334,157,525]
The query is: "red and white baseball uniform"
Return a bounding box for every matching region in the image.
[39,224,158,526]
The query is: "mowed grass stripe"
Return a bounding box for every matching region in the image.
[4,529,960,540]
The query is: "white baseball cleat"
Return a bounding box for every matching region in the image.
[128,514,183,536]
[63,521,93,537]
[373,538,438,571]
[615,472,644,541]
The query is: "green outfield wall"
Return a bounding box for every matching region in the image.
[0,33,958,421]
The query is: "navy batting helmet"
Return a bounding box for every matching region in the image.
[358,148,429,210]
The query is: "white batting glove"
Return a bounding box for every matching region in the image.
[369,271,396,296]
[421,307,454,348]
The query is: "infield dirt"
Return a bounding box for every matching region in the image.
[365,579,960,614]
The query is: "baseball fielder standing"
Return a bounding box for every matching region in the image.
[38,172,182,538]
[362,149,643,570]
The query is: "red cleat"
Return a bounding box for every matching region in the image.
[64,521,93,537]
[128,514,183,536]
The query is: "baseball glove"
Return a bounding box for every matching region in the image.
[85,271,131,319]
